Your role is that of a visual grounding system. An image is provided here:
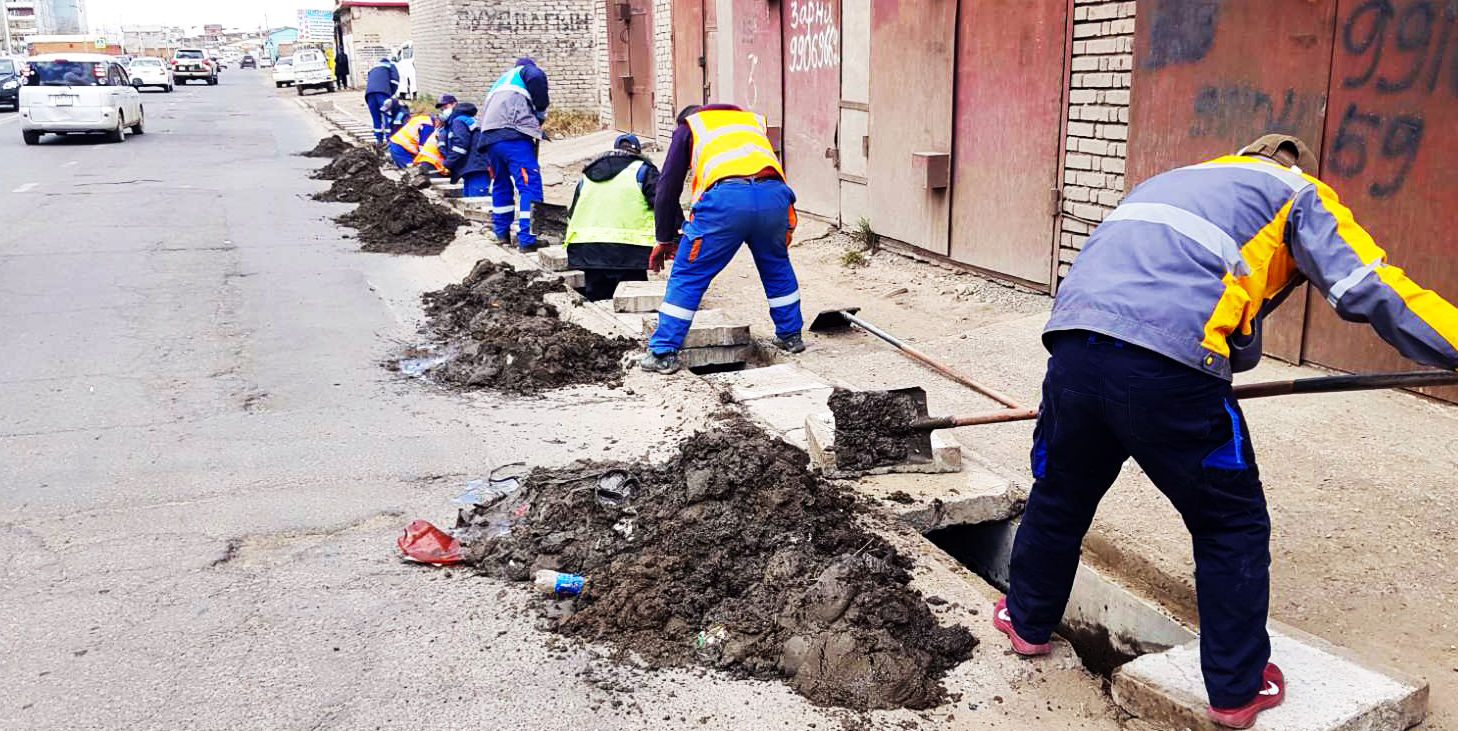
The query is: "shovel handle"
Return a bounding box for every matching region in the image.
[836,311,1026,410]
[1232,370,1458,399]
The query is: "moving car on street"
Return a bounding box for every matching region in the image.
[272,56,295,88]
[127,57,173,92]
[171,48,217,85]
[0,57,21,110]
[19,54,145,145]
[290,49,334,95]
[240,55,257,69]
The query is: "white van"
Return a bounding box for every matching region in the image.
[392,41,416,99]
[19,54,145,145]
[290,48,334,96]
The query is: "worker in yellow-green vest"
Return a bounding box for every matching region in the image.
[562,134,666,301]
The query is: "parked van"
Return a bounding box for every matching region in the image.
[392,41,416,99]
[290,48,334,96]
[19,54,145,145]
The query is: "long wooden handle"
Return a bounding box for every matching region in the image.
[838,311,1025,409]
[908,370,1458,432]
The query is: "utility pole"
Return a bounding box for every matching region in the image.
[2,3,13,56]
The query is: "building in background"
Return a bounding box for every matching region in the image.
[35,0,85,35]
[332,1,410,89]
[3,0,40,53]
[263,26,298,61]
[28,33,117,55]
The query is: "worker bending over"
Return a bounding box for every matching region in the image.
[387,110,436,169]
[363,57,399,143]
[997,134,1458,729]
[641,104,803,374]
[438,98,480,187]
[410,95,458,176]
[476,58,550,251]
[562,134,662,301]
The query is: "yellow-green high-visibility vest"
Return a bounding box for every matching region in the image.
[563,160,656,247]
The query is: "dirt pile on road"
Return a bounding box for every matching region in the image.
[312,165,394,204]
[339,184,467,255]
[827,388,918,472]
[458,418,976,710]
[311,145,381,180]
[300,135,354,158]
[417,260,635,392]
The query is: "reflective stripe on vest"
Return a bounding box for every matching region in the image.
[686,110,784,204]
[563,160,656,248]
[488,67,531,101]
[413,133,447,174]
[390,114,434,154]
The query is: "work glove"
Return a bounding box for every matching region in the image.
[649,243,676,273]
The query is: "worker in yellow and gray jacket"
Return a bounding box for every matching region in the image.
[996,134,1458,730]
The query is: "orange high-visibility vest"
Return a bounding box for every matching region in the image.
[412,131,447,175]
[389,114,435,155]
[685,109,784,205]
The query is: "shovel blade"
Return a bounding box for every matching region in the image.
[888,386,935,465]
[809,307,862,333]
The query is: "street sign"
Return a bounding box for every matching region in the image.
[94,38,106,49]
[296,9,333,42]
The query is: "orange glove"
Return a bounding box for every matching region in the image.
[649,242,677,273]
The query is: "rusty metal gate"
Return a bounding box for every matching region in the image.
[673,0,708,108]
[948,0,1069,287]
[609,0,656,137]
[1128,0,1457,401]
[781,0,842,219]
[1301,0,1458,401]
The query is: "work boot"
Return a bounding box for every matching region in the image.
[775,333,806,354]
[992,597,1051,656]
[640,351,681,375]
[1208,664,1285,729]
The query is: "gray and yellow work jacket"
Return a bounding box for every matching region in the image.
[1048,156,1458,379]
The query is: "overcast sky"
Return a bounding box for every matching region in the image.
[87,0,334,32]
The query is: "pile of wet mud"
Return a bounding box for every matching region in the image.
[458,418,976,710]
[300,135,354,158]
[310,145,381,180]
[416,260,635,392]
[339,184,467,255]
[312,164,393,204]
[827,388,918,472]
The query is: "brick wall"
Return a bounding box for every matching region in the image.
[653,0,676,143]
[1057,0,1135,281]
[412,0,600,112]
[342,7,412,88]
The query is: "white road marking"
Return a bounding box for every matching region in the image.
[65,160,79,166]
[12,182,38,193]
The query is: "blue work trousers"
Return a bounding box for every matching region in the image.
[1006,331,1271,710]
[387,143,415,169]
[648,179,801,354]
[462,170,492,199]
[365,92,388,142]
[486,138,543,249]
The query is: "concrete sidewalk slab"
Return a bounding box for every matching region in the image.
[679,344,754,369]
[613,280,667,313]
[1112,621,1428,731]
[705,362,837,400]
[855,468,1022,531]
[804,412,962,477]
[538,246,569,272]
[642,310,752,348]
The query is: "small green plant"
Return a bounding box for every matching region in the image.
[840,249,868,268]
[855,217,880,253]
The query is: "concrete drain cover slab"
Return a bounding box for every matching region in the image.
[1113,620,1426,731]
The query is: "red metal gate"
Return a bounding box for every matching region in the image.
[1302,0,1458,401]
[868,0,957,254]
[729,0,784,125]
[948,0,1069,287]
[673,0,707,109]
[781,0,842,219]
[609,0,656,137]
[1126,0,1338,361]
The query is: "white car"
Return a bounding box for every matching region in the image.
[19,54,146,145]
[392,41,416,99]
[272,56,295,87]
[258,56,274,69]
[127,57,173,92]
[290,49,334,95]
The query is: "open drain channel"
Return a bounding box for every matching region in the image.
[928,517,1196,678]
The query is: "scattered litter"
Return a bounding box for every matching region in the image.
[398,349,453,378]
[534,569,586,597]
[451,463,528,506]
[397,520,464,566]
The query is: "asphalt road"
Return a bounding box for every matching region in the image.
[0,72,836,730]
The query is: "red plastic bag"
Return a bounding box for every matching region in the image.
[397,520,464,566]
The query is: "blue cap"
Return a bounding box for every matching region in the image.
[435,93,458,108]
[614,134,641,154]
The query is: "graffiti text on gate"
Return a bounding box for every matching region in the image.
[787,1,839,73]
[1188,85,1324,141]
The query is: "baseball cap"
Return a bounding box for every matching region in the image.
[435,94,458,109]
[614,134,642,154]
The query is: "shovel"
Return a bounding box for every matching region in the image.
[853,370,1458,466]
[810,307,1026,409]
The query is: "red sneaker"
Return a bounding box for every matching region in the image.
[1208,663,1285,729]
[992,597,1051,656]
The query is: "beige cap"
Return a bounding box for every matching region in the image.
[1239,134,1318,173]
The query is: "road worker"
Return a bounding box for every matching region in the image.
[475,58,550,251]
[561,134,662,301]
[641,104,802,374]
[410,95,458,176]
[363,57,399,143]
[387,111,436,169]
[997,134,1458,729]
